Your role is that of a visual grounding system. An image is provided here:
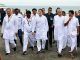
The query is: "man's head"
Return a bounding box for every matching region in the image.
[14,8,19,15]
[62,11,66,16]
[42,8,45,14]
[26,10,31,18]
[69,10,74,17]
[32,8,37,15]
[48,7,52,14]
[38,9,43,16]
[56,7,60,15]
[6,8,13,16]
[57,8,62,16]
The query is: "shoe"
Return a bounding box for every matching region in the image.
[5,53,10,55]
[58,54,62,57]
[13,47,16,51]
[23,51,28,55]
[70,53,75,58]
[41,49,45,53]
[36,51,41,54]
[29,46,34,50]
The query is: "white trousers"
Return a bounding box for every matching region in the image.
[23,32,35,52]
[67,35,77,52]
[37,39,46,51]
[57,36,64,54]
[4,39,16,53]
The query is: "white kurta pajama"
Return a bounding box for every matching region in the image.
[54,15,65,54]
[32,15,48,51]
[23,17,35,52]
[65,16,79,52]
[1,14,18,53]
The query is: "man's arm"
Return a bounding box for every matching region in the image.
[64,17,72,26]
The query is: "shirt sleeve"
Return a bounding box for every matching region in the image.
[31,17,37,32]
[1,17,6,34]
[14,17,18,33]
[76,18,79,26]
[45,17,49,32]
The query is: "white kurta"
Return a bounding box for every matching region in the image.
[1,14,18,40]
[32,15,48,40]
[66,16,79,51]
[54,15,65,53]
[1,14,17,53]
[14,13,23,30]
[23,17,35,51]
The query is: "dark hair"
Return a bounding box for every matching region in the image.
[26,10,31,14]
[48,7,52,10]
[56,7,60,13]
[62,11,65,14]
[32,8,37,11]
[38,9,43,12]
[69,10,74,14]
[14,8,19,11]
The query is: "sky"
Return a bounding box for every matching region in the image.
[0,0,80,6]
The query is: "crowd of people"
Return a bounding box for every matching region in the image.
[0,7,80,58]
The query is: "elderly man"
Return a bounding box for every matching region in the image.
[1,8,18,55]
[54,8,65,57]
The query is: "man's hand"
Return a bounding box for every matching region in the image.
[69,17,72,21]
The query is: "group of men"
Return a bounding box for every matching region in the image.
[0,7,80,58]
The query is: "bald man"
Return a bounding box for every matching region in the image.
[54,9,65,57]
[1,8,18,55]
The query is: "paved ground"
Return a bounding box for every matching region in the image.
[0,27,80,60]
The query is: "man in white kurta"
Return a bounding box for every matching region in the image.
[22,10,34,55]
[32,9,48,53]
[54,9,65,57]
[64,10,79,56]
[1,8,17,55]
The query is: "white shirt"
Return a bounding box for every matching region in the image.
[32,15,48,40]
[23,17,32,33]
[54,15,65,40]
[1,14,18,40]
[67,16,79,36]
[14,13,23,30]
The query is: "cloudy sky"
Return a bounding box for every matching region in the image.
[0,0,80,6]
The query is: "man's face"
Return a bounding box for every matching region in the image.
[38,10,42,16]
[26,14,31,18]
[32,10,37,15]
[69,12,73,17]
[57,9,62,16]
[6,9,12,16]
[15,10,19,15]
[48,9,52,13]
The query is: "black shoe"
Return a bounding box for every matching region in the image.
[23,51,28,55]
[36,51,41,54]
[58,54,62,57]
[41,49,45,53]
[29,47,34,50]
[5,53,10,55]
[13,47,16,51]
